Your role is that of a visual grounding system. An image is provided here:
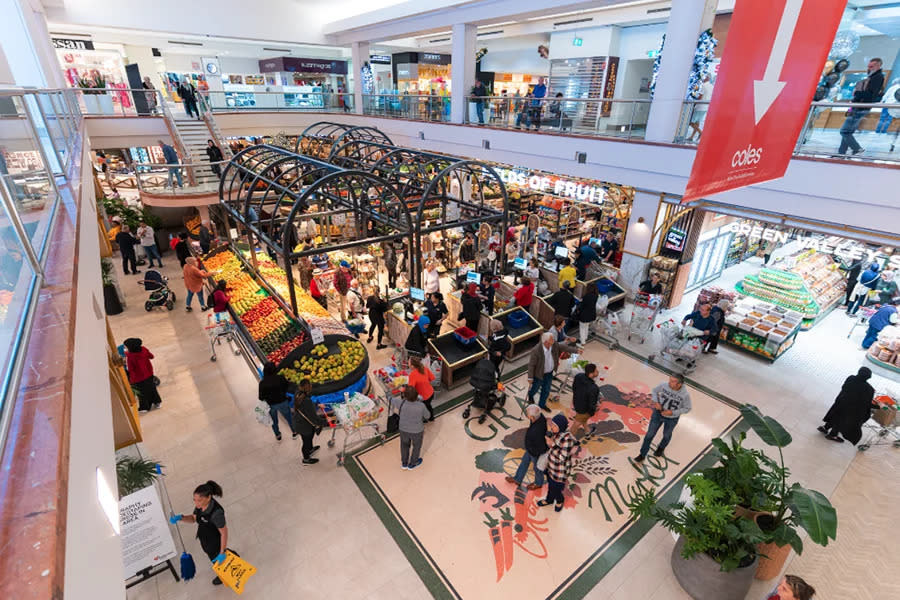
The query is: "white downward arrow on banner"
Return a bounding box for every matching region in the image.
[752,0,804,124]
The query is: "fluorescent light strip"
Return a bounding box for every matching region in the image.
[479,21,517,28]
[414,30,452,39]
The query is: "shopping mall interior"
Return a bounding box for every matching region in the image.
[1,0,899,599]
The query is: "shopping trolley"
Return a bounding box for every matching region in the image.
[858,392,900,452]
[205,312,242,362]
[650,321,705,374]
[627,293,663,343]
[847,304,880,339]
[320,392,386,466]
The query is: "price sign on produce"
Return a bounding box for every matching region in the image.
[310,327,325,345]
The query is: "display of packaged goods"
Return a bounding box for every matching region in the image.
[758,268,805,290]
[787,250,846,314]
[720,296,801,361]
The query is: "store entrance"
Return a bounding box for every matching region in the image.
[666,210,899,372]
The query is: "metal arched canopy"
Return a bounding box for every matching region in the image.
[295,121,393,160]
[219,144,412,257]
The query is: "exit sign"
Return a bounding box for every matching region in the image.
[647,50,659,58]
[572,37,583,47]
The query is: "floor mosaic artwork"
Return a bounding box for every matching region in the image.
[347,348,742,599]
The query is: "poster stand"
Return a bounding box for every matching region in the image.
[125,560,180,588]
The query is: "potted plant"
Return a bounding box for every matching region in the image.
[116,455,162,498]
[701,430,780,520]
[629,474,765,600]
[101,258,123,315]
[738,405,838,580]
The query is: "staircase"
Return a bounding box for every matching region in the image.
[170,114,220,187]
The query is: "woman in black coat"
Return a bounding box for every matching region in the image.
[818,367,877,444]
[460,283,483,332]
[291,379,326,465]
[575,285,599,345]
[206,140,225,177]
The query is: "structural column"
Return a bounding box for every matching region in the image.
[0,0,65,87]
[449,23,476,124]
[350,41,369,115]
[643,0,716,143]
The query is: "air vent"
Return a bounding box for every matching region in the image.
[575,151,587,164]
[418,131,425,140]
[48,31,92,38]
[554,17,593,27]
[482,139,491,150]
[168,40,203,46]
[429,37,451,43]
[152,47,162,57]
[263,47,291,53]
[477,30,504,37]
[647,7,671,14]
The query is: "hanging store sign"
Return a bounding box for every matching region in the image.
[369,55,392,64]
[682,0,847,203]
[664,226,688,251]
[601,57,619,117]
[497,168,604,203]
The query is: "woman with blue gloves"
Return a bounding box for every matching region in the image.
[169,480,230,585]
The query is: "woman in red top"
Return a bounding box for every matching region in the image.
[124,337,161,411]
[514,276,535,308]
[408,356,435,421]
[310,276,326,309]
[211,279,229,313]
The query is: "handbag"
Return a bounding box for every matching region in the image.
[536,451,549,472]
[387,399,405,433]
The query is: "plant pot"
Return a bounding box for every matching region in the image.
[97,93,114,115]
[755,541,792,580]
[671,536,758,600]
[734,506,770,522]
[82,94,99,114]
[103,283,123,315]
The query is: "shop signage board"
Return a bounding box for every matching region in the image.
[496,167,605,203]
[600,57,619,117]
[664,226,688,251]
[119,485,178,579]
[682,0,848,203]
[369,55,392,64]
[52,37,94,50]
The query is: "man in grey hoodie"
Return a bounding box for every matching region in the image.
[634,374,692,462]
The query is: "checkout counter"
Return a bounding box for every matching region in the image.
[428,334,488,389]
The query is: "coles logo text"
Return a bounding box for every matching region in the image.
[731,144,764,168]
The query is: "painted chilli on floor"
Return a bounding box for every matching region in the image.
[468,375,680,582]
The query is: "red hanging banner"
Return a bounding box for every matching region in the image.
[682,0,848,203]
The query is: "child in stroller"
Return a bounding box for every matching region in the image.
[462,358,507,424]
[139,269,176,311]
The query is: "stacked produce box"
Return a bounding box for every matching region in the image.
[867,325,900,371]
[721,297,803,361]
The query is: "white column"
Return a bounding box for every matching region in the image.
[350,41,369,115]
[450,23,476,124]
[643,0,716,143]
[0,0,64,87]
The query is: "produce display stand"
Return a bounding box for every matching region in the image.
[866,326,900,374]
[428,333,488,389]
[720,296,804,362]
[492,306,544,358]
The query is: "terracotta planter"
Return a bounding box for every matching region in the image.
[734,505,769,522]
[671,536,758,600]
[755,541,792,580]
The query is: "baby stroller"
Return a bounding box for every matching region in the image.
[462,358,507,424]
[139,269,175,312]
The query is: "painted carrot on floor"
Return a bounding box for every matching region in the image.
[499,507,515,571]
[484,512,505,581]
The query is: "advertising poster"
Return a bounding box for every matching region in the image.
[119,485,178,579]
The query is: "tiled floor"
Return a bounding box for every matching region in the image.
[112,250,899,600]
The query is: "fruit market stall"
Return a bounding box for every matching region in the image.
[427,331,488,389]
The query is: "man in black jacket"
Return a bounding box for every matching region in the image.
[571,364,601,436]
[839,58,885,156]
[115,224,141,275]
[548,280,576,318]
[506,404,548,490]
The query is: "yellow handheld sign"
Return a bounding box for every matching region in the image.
[212,551,257,595]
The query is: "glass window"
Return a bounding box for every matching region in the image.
[0,142,58,261]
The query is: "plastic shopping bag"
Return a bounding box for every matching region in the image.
[212,551,258,595]
[254,401,272,427]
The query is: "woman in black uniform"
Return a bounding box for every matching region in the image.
[169,480,229,585]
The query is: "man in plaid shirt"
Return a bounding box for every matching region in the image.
[538,414,580,512]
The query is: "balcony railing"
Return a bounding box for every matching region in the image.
[463,95,650,139]
[132,160,226,194]
[203,90,354,113]
[362,93,451,122]
[678,99,900,163]
[0,88,81,451]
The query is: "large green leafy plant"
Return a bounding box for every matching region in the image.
[102,196,161,230]
[629,474,765,572]
[738,405,838,554]
[702,431,780,513]
[116,456,162,498]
